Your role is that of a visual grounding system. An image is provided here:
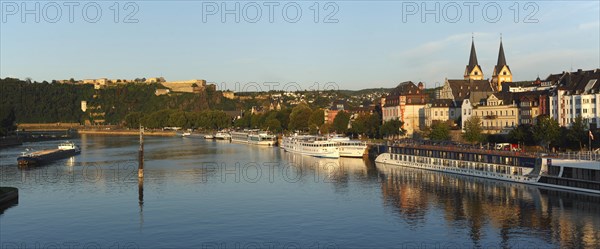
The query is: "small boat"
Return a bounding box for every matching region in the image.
[181,132,192,137]
[17,141,80,166]
[204,134,215,139]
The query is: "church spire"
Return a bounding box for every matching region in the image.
[492,37,512,91]
[464,36,483,80]
[468,38,479,71]
[496,40,507,67]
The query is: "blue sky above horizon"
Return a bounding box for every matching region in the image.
[1,1,599,90]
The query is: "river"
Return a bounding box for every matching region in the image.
[1,135,599,248]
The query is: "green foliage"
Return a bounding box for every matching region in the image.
[463,116,483,143]
[332,111,350,134]
[567,115,587,150]
[124,112,143,129]
[429,120,451,141]
[308,109,325,134]
[350,113,381,138]
[508,124,534,145]
[288,104,312,131]
[380,118,405,138]
[533,115,560,150]
[0,106,16,136]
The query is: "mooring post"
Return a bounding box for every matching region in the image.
[139,125,144,178]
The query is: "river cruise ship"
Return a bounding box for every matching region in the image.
[375,141,599,195]
[281,135,339,158]
[328,136,367,158]
[230,131,249,143]
[248,132,277,146]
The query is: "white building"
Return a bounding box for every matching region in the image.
[548,69,600,128]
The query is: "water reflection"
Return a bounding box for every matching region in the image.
[377,163,600,248]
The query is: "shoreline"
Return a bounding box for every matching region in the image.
[77,130,177,137]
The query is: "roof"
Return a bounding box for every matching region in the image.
[555,69,600,94]
[466,40,480,73]
[429,99,458,108]
[447,79,494,101]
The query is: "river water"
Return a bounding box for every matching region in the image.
[1,135,599,248]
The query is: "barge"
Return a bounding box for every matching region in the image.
[17,142,80,166]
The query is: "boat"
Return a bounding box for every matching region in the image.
[214,132,231,140]
[281,135,339,158]
[203,134,214,139]
[248,131,276,146]
[17,141,80,166]
[374,141,600,195]
[328,136,367,158]
[230,131,249,143]
[181,132,192,137]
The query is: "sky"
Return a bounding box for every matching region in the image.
[1,1,599,91]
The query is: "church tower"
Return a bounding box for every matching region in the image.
[492,38,512,91]
[464,38,483,80]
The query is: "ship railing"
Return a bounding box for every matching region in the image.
[546,151,600,161]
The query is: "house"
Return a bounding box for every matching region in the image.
[381,81,429,135]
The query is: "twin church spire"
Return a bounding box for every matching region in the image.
[464,36,512,91]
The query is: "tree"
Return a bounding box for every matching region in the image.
[320,123,332,134]
[0,107,16,136]
[429,120,451,141]
[463,116,483,143]
[288,104,312,131]
[380,118,405,139]
[533,115,560,151]
[567,115,587,150]
[308,109,324,134]
[508,124,535,145]
[332,111,350,134]
[262,118,282,132]
[124,112,142,129]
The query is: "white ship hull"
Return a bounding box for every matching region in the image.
[282,136,339,158]
[375,153,540,184]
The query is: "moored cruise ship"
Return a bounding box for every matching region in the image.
[375,141,599,195]
[230,131,249,143]
[248,132,277,146]
[328,136,367,158]
[282,135,339,158]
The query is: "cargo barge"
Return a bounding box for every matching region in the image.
[17,142,80,166]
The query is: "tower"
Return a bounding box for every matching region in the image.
[464,38,483,80]
[492,38,512,91]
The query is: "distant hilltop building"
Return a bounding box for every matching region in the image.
[58,77,215,93]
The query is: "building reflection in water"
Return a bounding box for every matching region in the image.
[376,163,600,248]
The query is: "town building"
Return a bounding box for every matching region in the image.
[549,69,600,128]
[381,81,429,135]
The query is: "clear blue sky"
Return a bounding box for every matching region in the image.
[1,1,599,90]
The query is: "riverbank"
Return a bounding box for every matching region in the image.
[0,187,19,214]
[77,129,177,136]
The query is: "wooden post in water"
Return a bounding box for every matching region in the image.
[138,125,144,178]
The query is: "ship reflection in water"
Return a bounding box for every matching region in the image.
[377,163,600,248]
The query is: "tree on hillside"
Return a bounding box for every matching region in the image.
[0,107,16,136]
[332,111,350,134]
[533,115,560,151]
[124,112,143,129]
[462,116,483,143]
[288,104,312,131]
